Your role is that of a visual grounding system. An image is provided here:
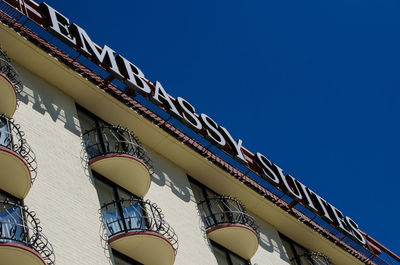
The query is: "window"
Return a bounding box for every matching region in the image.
[280,234,330,265]
[93,173,147,238]
[77,106,111,159]
[0,117,12,148]
[189,177,248,229]
[189,178,252,264]
[113,249,143,265]
[0,190,26,244]
[92,169,146,265]
[211,241,250,265]
[77,107,147,265]
[77,105,151,169]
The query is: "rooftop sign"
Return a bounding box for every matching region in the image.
[4,0,366,246]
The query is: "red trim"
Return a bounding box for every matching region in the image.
[108,230,175,252]
[0,72,17,116]
[364,233,400,262]
[88,153,150,172]
[206,223,258,239]
[0,146,32,181]
[0,242,46,264]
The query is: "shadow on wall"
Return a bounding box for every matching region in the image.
[151,163,192,203]
[17,64,81,136]
[258,227,290,262]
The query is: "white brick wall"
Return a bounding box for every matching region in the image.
[145,150,219,265]
[11,63,291,265]
[14,64,112,265]
[251,213,291,265]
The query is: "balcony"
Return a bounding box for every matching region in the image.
[0,115,37,199]
[101,198,178,265]
[0,200,55,265]
[198,196,259,260]
[83,126,153,198]
[289,252,331,265]
[0,48,22,117]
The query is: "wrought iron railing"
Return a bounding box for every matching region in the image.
[0,47,22,94]
[290,252,331,265]
[0,114,37,181]
[0,199,55,265]
[82,125,153,173]
[100,198,178,253]
[197,195,259,237]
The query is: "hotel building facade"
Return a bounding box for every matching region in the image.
[0,1,398,265]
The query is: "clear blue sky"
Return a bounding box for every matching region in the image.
[46,0,399,255]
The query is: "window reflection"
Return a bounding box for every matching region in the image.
[93,173,147,237]
[0,191,26,244]
[0,120,11,149]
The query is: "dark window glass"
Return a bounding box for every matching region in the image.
[191,181,206,202]
[77,110,97,134]
[93,174,145,264]
[189,177,242,228]
[189,179,251,264]
[114,256,132,265]
[230,253,250,265]
[213,245,231,265]
[0,119,11,148]
[211,241,250,265]
[77,106,140,160]
[0,190,25,244]
[77,108,103,157]
[78,107,145,265]
[280,234,329,265]
[93,173,147,235]
[113,250,143,265]
[282,238,297,264]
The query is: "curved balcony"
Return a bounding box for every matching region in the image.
[83,126,153,198]
[0,115,37,199]
[101,198,178,265]
[0,49,22,117]
[198,196,259,259]
[0,200,55,265]
[290,252,331,265]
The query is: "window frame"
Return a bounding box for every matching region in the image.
[92,171,147,233]
[280,233,317,265]
[0,117,13,149]
[0,189,28,244]
[188,176,245,228]
[77,105,136,159]
[189,177,251,264]
[112,249,143,265]
[77,105,109,155]
[210,240,251,265]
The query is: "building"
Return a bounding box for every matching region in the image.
[0,1,398,265]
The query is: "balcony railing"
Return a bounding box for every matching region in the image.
[0,47,22,95]
[290,252,331,265]
[197,195,259,236]
[0,115,37,179]
[82,125,153,172]
[100,198,178,253]
[0,199,55,265]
